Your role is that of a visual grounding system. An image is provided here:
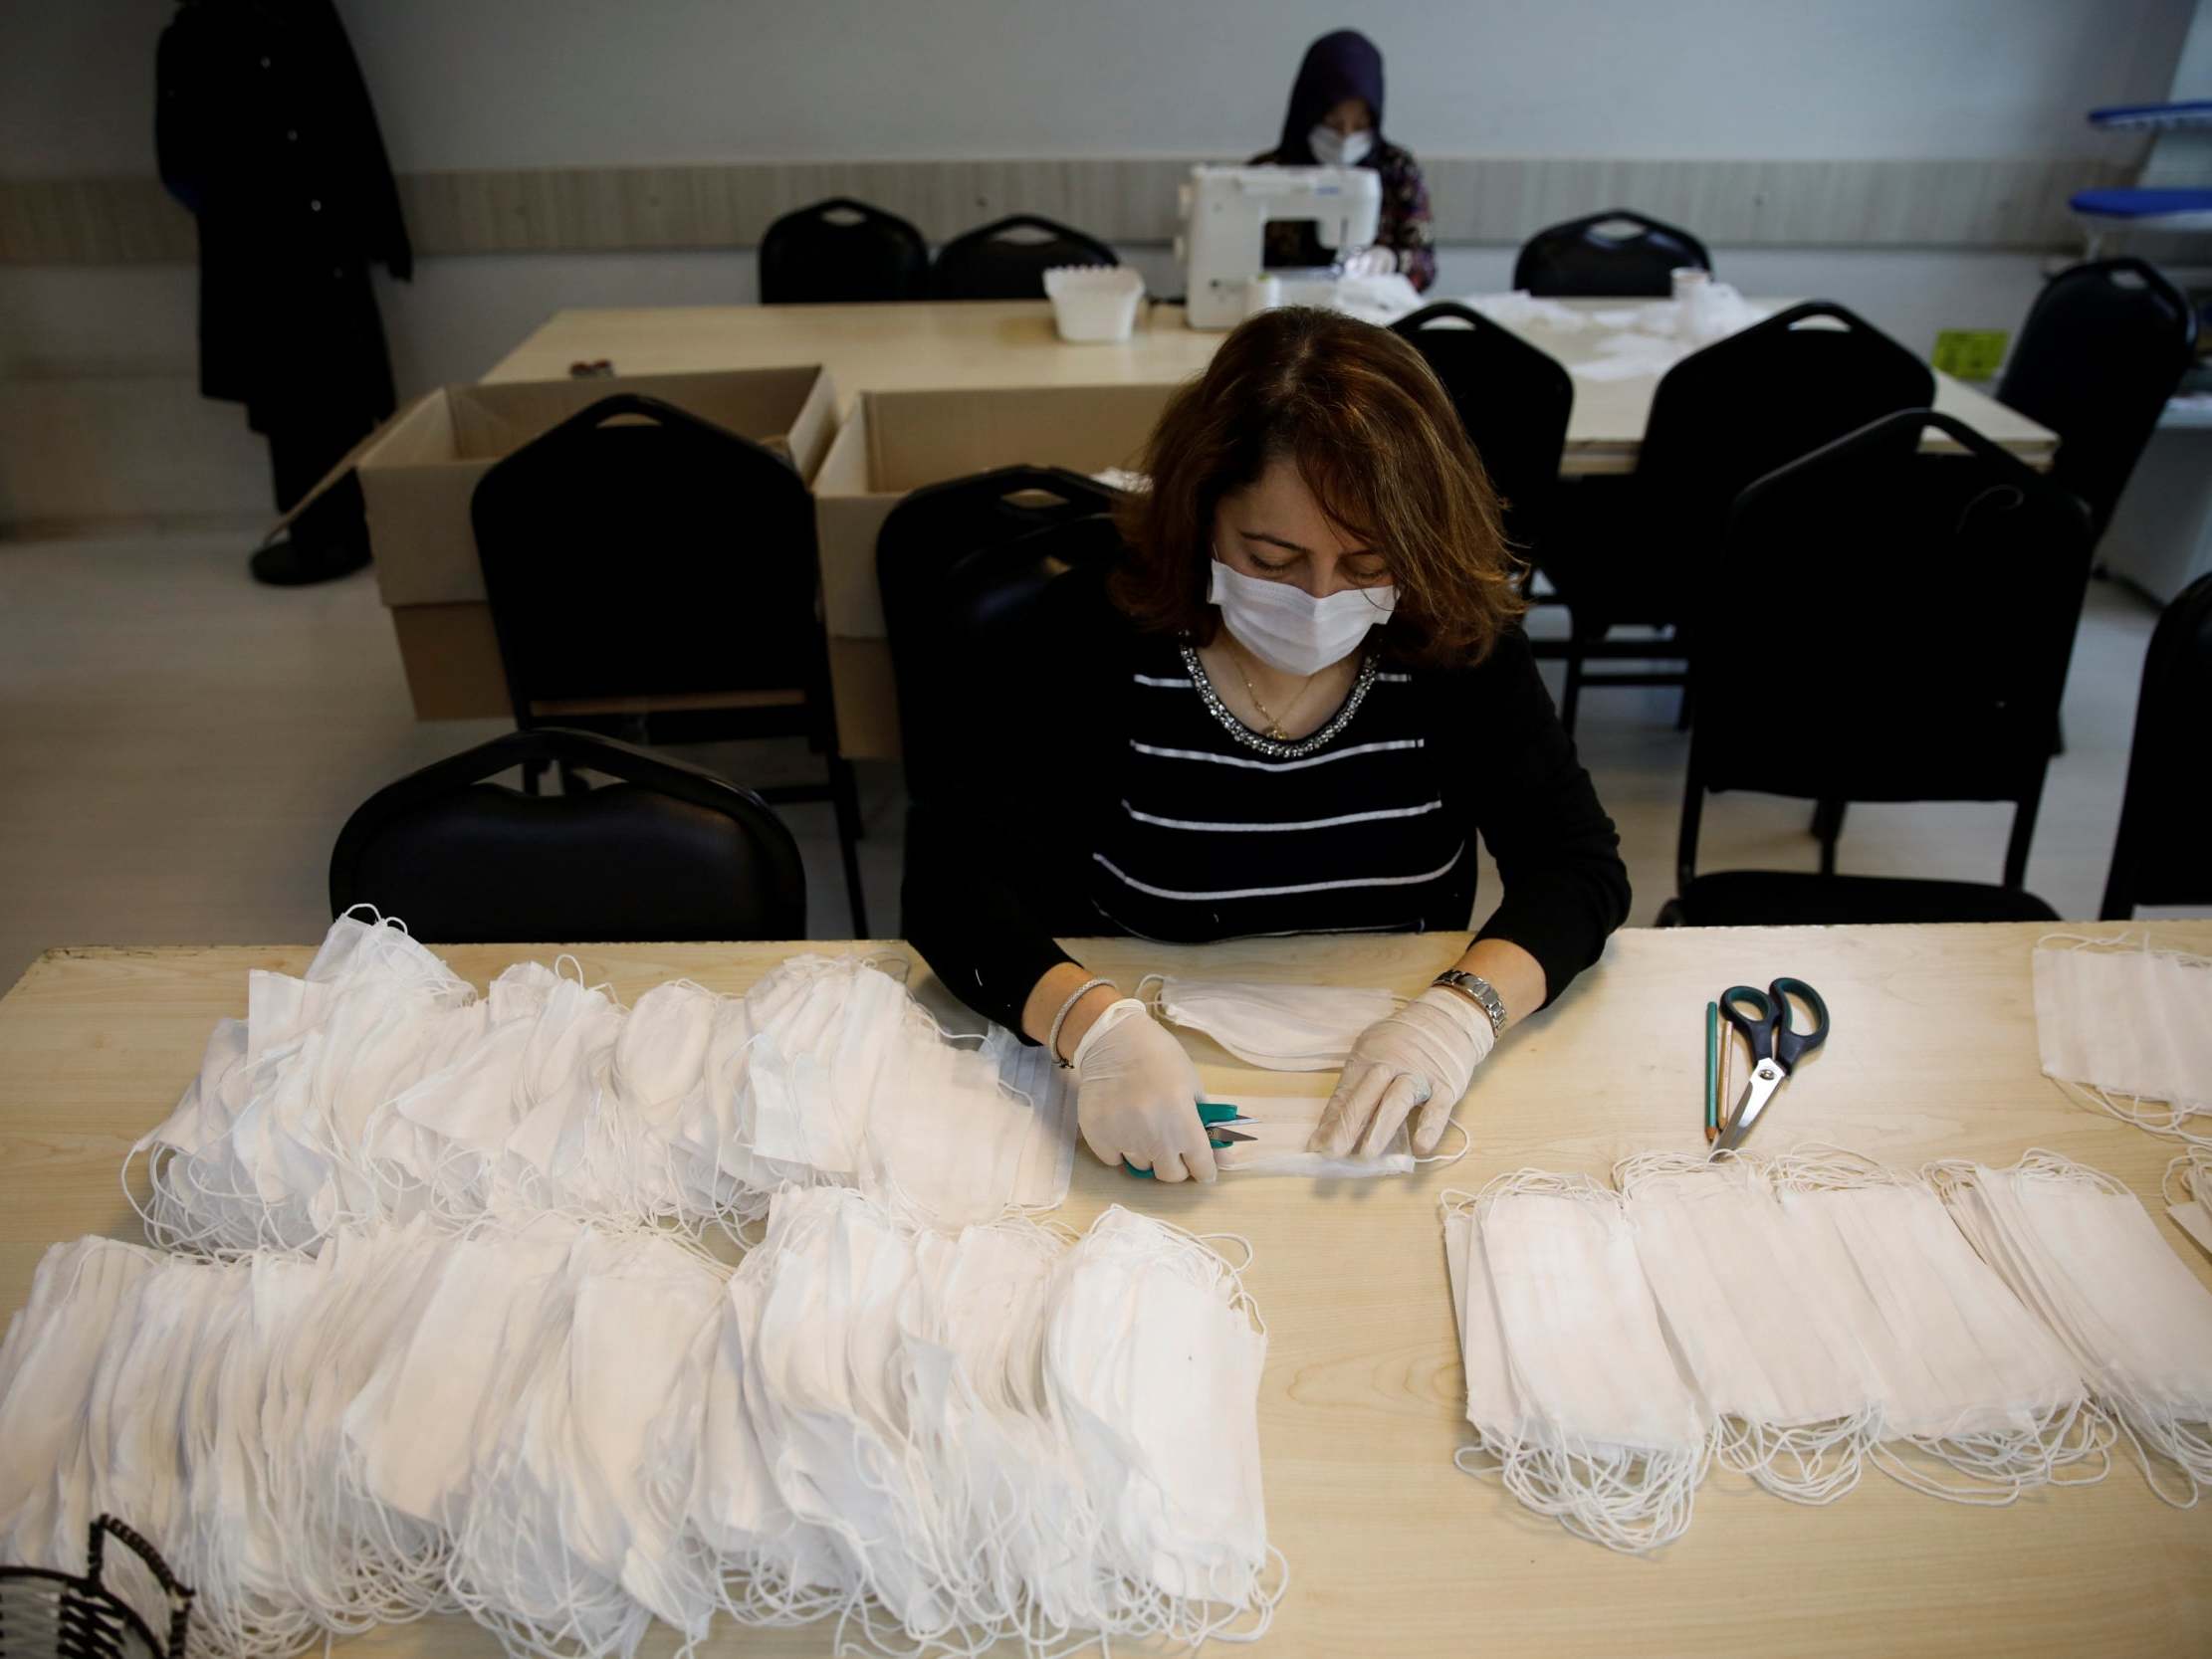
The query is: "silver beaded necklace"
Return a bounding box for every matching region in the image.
[1179,642,1381,759]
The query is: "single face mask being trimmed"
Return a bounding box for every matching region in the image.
[1143,975,1402,1072]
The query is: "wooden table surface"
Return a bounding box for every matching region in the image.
[3,921,2205,1656]
[482,298,2058,476]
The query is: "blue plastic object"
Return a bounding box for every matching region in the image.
[2088,100,2212,133]
[2070,187,2212,223]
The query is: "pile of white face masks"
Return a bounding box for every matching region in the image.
[1932,1150,2212,1507]
[2165,1146,2212,1258]
[1444,1171,1711,1554]
[2034,933,2212,1145]
[0,1194,1278,1659]
[129,913,1073,1253]
[1438,1145,2190,1553]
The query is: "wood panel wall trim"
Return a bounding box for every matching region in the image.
[0,155,2142,266]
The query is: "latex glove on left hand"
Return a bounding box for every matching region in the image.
[1307,986,1496,1158]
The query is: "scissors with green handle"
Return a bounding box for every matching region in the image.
[1123,1102,1255,1178]
[1710,977,1831,1159]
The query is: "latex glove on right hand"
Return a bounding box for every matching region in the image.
[1307,986,1496,1159]
[1071,999,1217,1184]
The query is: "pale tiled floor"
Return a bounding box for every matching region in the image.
[0,530,2200,990]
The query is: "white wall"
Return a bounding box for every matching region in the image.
[5,0,2187,174]
[353,0,2178,165]
[0,0,2196,529]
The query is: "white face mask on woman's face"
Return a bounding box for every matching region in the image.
[1307,124,1373,167]
[1209,557,1396,676]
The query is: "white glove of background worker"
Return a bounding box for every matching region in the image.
[1339,247,1398,279]
[1308,986,1496,1158]
[1071,999,1217,1183]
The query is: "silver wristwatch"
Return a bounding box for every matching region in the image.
[1433,970,1508,1041]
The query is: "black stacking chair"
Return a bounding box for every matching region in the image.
[931,215,1118,301]
[330,729,806,941]
[1392,302,1574,576]
[759,197,929,305]
[879,471,1127,950]
[1539,302,1934,732]
[1513,209,1711,299]
[1658,410,2093,927]
[469,392,867,933]
[1996,258,2199,540]
[877,466,1125,800]
[2100,571,2212,919]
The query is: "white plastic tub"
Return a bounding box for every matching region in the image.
[1044,266,1146,342]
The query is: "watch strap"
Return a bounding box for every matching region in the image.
[1433,969,1508,1041]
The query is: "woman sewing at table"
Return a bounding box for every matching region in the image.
[1251,28,1437,293]
[903,307,1629,1183]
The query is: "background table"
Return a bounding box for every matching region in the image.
[4,921,2204,1656]
[483,298,2059,477]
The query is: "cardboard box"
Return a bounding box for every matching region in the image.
[273,367,835,721]
[387,603,511,721]
[359,367,836,609]
[815,383,1172,641]
[828,635,904,763]
[814,383,1175,758]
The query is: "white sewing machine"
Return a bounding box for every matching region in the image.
[1179,163,1384,329]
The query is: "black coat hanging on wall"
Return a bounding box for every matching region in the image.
[156,0,412,525]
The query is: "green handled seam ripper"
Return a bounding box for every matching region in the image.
[1123,1102,1255,1178]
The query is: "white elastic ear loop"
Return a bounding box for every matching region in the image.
[1196,1232,1255,1275]
[1417,1119,1472,1167]
[1135,973,1167,1015]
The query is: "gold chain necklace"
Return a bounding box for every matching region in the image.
[1223,640,1321,740]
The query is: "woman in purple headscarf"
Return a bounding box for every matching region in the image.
[1249,28,1437,293]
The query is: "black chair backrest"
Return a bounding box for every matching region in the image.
[470,393,823,716]
[330,729,806,941]
[1641,301,1935,554]
[878,466,1124,798]
[1996,258,2198,535]
[1512,209,1711,299]
[1679,409,2094,891]
[759,196,929,305]
[1392,302,1574,553]
[931,214,1118,301]
[2101,571,2212,918]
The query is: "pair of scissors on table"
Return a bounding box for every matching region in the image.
[1710,977,1831,1159]
[1123,1102,1254,1178]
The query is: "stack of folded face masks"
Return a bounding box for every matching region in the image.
[0,1194,1279,1659]
[130,913,1074,1253]
[1439,1146,2165,1554]
[1932,1150,2212,1507]
[2165,1146,2212,1258]
[2033,933,2212,1145]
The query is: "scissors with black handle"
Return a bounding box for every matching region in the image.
[1710,977,1831,1158]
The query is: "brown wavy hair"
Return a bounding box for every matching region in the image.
[1112,306,1525,669]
